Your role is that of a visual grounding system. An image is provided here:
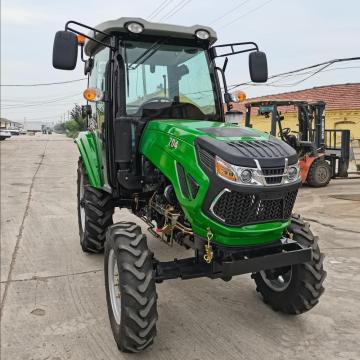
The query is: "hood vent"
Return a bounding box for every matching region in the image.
[228,140,290,159]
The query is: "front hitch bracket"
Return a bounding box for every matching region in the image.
[153,239,312,282]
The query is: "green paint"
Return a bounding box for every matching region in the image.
[75,131,103,188]
[140,120,288,246]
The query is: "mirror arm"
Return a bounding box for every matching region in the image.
[222,57,228,73]
[210,41,259,59]
[215,66,231,112]
[65,21,116,51]
[80,45,85,63]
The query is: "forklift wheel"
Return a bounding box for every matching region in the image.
[307,159,332,187]
[104,222,158,353]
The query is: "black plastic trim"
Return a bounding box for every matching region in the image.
[176,162,190,199]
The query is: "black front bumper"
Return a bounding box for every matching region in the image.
[154,238,312,282]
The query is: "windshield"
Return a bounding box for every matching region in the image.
[122,41,219,119]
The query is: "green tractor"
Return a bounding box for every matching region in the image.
[53,18,326,353]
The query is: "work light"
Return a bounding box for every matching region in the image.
[195,29,210,40]
[126,22,144,34]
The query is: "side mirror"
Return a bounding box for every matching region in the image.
[52,31,78,70]
[249,51,268,83]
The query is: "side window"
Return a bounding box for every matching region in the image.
[88,47,109,131]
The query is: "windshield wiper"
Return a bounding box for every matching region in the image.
[127,38,168,70]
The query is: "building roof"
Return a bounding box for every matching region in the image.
[234,83,360,113]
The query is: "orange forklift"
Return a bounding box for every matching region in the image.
[244,100,350,187]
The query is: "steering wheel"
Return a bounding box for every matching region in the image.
[141,96,173,106]
[279,127,292,137]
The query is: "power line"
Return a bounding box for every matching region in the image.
[1,78,87,87]
[229,57,360,90]
[1,94,82,109]
[1,92,82,105]
[158,0,192,22]
[220,0,275,30]
[209,0,253,25]
[148,0,174,20]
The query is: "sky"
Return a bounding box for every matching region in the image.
[1,0,360,124]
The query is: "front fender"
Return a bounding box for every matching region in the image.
[75,131,103,188]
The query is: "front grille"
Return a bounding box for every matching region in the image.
[262,167,284,185]
[213,192,256,224]
[212,189,298,226]
[228,140,290,158]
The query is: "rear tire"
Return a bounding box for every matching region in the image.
[307,159,332,187]
[104,222,158,353]
[252,214,326,314]
[77,158,114,253]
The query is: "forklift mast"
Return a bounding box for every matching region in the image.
[308,101,326,149]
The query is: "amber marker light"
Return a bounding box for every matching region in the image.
[77,34,86,45]
[215,157,237,182]
[83,88,103,102]
[236,91,247,102]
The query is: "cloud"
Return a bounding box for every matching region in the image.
[1,6,50,25]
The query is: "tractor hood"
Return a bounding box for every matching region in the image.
[144,120,298,168]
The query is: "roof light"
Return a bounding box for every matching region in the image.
[126,22,144,34]
[195,29,210,40]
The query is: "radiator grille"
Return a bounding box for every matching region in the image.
[262,167,285,185]
[212,189,298,226]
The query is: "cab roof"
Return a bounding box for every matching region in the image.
[84,17,217,56]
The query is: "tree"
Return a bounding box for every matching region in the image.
[70,104,83,123]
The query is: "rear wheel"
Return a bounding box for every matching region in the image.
[307,159,332,187]
[77,158,114,253]
[252,214,326,314]
[104,222,158,353]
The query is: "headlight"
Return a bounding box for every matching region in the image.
[126,22,144,34]
[214,156,300,186]
[215,157,236,182]
[287,165,299,180]
[240,169,252,183]
[215,156,260,185]
[195,29,210,40]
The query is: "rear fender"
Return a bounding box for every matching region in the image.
[75,131,103,188]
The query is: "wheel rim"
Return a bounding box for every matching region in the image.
[260,267,292,292]
[316,165,329,183]
[79,172,85,232]
[108,249,121,325]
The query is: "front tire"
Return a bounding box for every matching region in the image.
[77,158,114,253]
[104,222,158,353]
[252,214,326,314]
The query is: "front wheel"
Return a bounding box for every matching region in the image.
[252,214,326,314]
[104,222,158,353]
[77,158,114,253]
